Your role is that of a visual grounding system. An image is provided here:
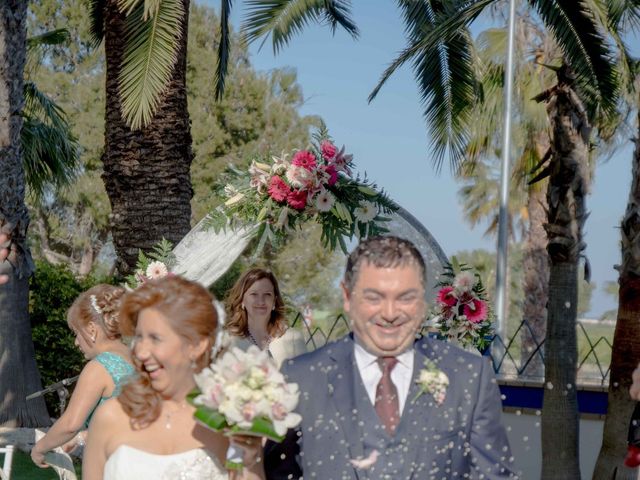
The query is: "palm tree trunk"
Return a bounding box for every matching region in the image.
[520,181,549,379]
[593,109,640,479]
[0,0,51,427]
[102,0,194,275]
[539,73,590,479]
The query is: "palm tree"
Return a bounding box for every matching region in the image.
[0,3,69,426]
[89,0,194,273]
[593,4,640,476]
[0,24,81,426]
[531,63,591,479]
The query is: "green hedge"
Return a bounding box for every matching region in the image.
[29,260,112,416]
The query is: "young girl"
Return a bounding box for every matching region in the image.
[31,284,135,467]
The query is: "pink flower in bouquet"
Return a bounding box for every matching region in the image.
[321,141,337,160]
[463,299,488,324]
[287,189,307,210]
[268,176,291,202]
[291,150,317,171]
[453,271,477,294]
[286,164,315,189]
[321,164,338,186]
[330,146,353,175]
[271,402,287,421]
[242,402,257,422]
[436,286,457,307]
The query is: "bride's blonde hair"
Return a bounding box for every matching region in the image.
[117,276,218,428]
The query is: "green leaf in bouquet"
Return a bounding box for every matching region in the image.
[357,185,379,196]
[256,205,268,223]
[193,406,229,431]
[225,416,285,443]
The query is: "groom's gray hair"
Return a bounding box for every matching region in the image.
[343,235,426,291]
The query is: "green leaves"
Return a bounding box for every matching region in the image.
[243,0,358,53]
[530,0,619,120]
[118,0,185,129]
[214,0,358,98]
[22,81,80,201]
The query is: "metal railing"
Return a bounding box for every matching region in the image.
[290,314,614,385]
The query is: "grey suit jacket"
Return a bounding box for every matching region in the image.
[265,334,517,479]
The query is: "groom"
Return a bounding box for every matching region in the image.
[264,235,517,479]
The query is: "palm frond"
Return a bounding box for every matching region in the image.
[215,0,234,100]
[86,0,107,47]
[371,0,485,171]
[118,0,185,129]
[27,29,70,51]
[368,0,492,104]
[242,0,358,53]
[22,83,80,200]
[607,0,640,32]
[530,0,619,120]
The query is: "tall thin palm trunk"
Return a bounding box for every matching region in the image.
[538,67,590,479]
[521,134,550,379]
[0,0,50,426]
[102,0,194,274]
[593,108,640,479]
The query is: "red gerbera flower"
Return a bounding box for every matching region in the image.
[436,286,457,307]
[268,176,291,203]
[291,150,317,171]
[287,189,308,210]
[463,299,488,324]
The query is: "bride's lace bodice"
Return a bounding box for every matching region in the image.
[103,445,227,479]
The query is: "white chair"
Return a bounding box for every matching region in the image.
[0,444,15,480]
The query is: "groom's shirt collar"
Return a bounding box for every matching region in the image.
[353,337,414,413]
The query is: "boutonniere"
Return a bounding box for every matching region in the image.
[413,359,449,405]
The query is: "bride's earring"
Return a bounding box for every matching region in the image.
[242,304,246,310]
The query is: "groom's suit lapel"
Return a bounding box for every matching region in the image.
[397,338,439,480]
[326,336,366,480]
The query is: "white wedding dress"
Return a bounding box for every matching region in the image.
[103,445,228,479]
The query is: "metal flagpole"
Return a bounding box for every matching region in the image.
[495,0,518,342]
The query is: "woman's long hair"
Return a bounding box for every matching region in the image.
[67,284,126,340]
[224,268,287,338]
[117,276,217,428]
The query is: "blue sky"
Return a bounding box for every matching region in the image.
[200,0,633,317]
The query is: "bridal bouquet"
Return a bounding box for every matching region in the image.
[207,128,397,253]
[188,346,302,469]
[429,258,494,352]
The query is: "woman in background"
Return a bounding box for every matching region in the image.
[31,284,134,466]
[225,268,306,368]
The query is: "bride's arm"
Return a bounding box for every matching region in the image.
[82,399,120,480]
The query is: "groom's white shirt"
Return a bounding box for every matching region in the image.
[353,337,414,413]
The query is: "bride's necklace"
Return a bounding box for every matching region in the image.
[164,402,188,430]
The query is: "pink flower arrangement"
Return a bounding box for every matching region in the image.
[430,259,494,352]
[210,132,397,254]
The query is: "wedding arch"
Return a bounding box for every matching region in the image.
[172,204,449,302]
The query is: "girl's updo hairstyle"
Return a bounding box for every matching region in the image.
[67,284,126,339]
[117,275,218,428]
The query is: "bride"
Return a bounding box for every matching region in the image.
[82,276,264,479]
